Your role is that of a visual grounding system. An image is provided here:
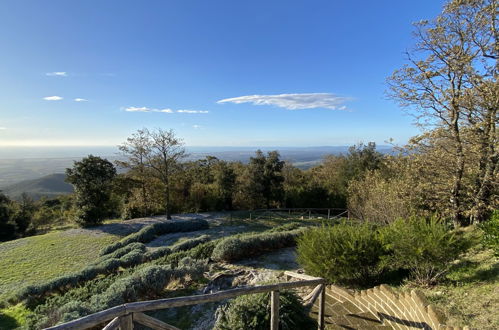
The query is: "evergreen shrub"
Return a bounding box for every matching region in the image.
[214,290,316,330]
[296,222,385,286]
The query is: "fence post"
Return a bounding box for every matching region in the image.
[318,285,325,330]
[327,209,330,220]
[308,210,311,219]
[270,290,280,330]
[120,313,133,330]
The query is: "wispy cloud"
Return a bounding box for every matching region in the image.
[46,72,68,77]
[124,107,208,114]
[217,93,350,110]
[192,124,202,129]
[177,110,209,114]
[74,98,88,102]
[43,96,63,101]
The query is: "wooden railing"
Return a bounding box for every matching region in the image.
[244,208,349,221]
[45,271,326,330]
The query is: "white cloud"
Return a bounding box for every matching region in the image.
[192,124,202,129]
[43,96,63,101]
[0,127,6,130]
[46,72,67,77]
[217,93,351,110]
[74,98,88,102]
[177,110,209,114]
[124,107,207,114]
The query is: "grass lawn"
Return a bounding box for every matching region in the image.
[411,245,498,329]
[0,230,119,300]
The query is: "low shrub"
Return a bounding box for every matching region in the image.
[379,217,470,286]
[267,222,308,233]
[154,240,218,267]
[25,260,208,329]
[171,235,211,252]
[100,219,209,256]
[480,210,499,256]
[212,229,303,262]
[214,290,316,330]
[296,222,386,286]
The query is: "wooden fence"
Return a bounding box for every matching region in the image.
[243,208,349,221]
[45,271,326,330]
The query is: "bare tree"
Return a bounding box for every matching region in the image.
[388,0,497,225]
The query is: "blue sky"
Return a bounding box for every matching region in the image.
[0,0,446,147]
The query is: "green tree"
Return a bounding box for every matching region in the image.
[12,192,35,235]
[0,192,16,241]
[66,155,117,226]
[246,150,285,209]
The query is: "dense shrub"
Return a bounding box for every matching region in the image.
[144,235,211,261]
[214,290,316,330]
[212,229,303,262]
[296,222,386,286]
[379,217,469,286]
[480,210,499,256]
[154,240,218,267]
[171,235,211,252]
[100,219,209,255]
[25,260,208,329]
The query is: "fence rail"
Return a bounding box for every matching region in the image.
[244,208,349,221]
[45,271,326,330]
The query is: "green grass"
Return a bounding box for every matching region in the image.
[0,231,119,300]
[411,241,498,329]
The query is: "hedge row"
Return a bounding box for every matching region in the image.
[144,235,211,261]
[211,229,304,262]
[100,219,209,256]
[27,260,208,329]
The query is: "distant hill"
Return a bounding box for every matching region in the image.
[2,173,73,200]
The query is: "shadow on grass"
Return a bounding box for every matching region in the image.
[446,258,499,284]
[0,313,19,330]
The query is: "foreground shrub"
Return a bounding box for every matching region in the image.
[380,217,469,286]
[297,222,385,286]
[100,219,209,255]
[26,260,208,329]
[212,229,303,262]
[214,290,316,330]
[480,210,499,256]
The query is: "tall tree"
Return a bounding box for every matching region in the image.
[66,155,117,226]
[388,0,498,225]
[247,150,285,209]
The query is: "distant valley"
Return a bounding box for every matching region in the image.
[0,145,394,199]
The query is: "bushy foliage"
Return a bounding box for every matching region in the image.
[100,218,209,255]
[25,260,208,329]
[480,211,499,256]
[171,235,211,252]
[214,290,316,330]
[267,222,308,233]
[212,229,303,262]
[379,217,469,286]
[297,222,385,286]
[66,155,117,227]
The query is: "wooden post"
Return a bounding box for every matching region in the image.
[327,209,330,220]
[308,210,311,219]
[318,285,325,330]
[250,212,252,221]
[119,313,133,330]
[270,290,279,330]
